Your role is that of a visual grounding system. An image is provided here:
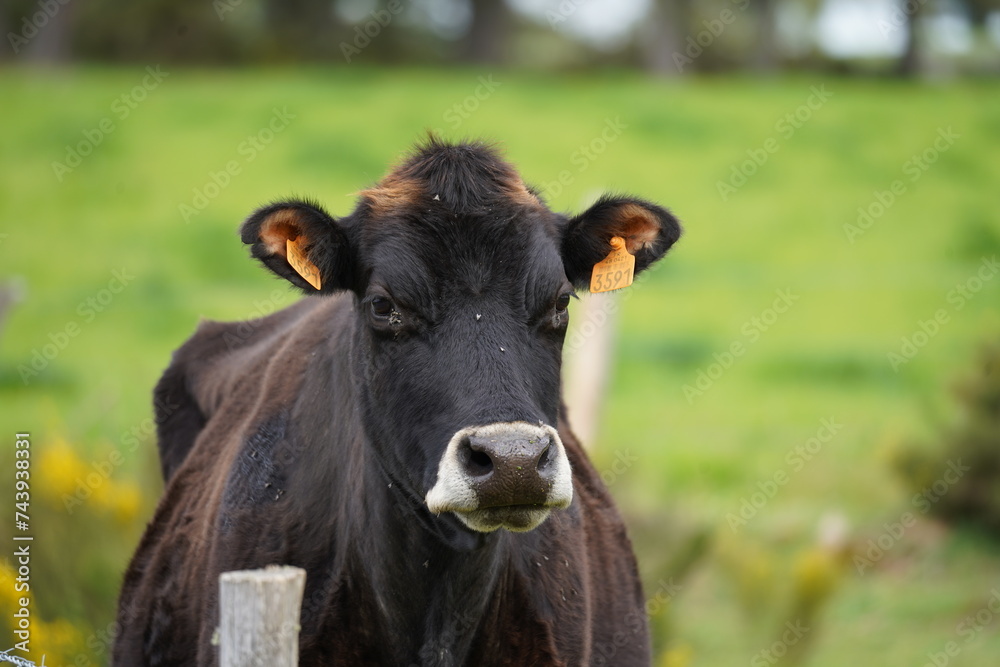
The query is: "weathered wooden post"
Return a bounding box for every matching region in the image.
[219,565,306,667]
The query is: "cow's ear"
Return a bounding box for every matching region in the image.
[240,199,354,294]
[561,195,681,289]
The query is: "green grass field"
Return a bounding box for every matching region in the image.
[2,66,999,665]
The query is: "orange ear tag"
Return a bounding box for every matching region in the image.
[286,238,322,290]
[589,236,635,293]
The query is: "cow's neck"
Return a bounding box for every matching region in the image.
[352,443,510,665]
[298,327,514,665]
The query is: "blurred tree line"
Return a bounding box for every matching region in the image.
[2,0,999,75]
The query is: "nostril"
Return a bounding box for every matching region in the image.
[468,449,493,476]
[536,442,552,472]
[460,437,494,477]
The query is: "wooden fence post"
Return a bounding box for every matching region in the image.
[219,565,306,667]
[562,291,617,449]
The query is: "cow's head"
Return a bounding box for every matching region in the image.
[241,139,680,536]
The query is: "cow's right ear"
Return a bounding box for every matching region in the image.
[240,199,354,294]
[560,195,681,289]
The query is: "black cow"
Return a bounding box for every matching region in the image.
[114,138,681,666]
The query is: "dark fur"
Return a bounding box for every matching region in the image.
[114,139,681,666]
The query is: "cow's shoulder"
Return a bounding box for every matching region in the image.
[154,294,351,480]
[553,417,651,661]
[179,292,327,369]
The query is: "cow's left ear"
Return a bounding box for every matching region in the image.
[560,195,682,288]
[240,199,354,294]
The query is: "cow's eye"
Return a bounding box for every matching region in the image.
[370,297,394,318]
[555,293,572,313]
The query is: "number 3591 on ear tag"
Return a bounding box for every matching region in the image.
[590,236,635,293]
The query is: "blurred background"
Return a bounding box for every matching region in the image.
[1,0,999,665]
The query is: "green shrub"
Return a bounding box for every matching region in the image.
[892,336,1000,533]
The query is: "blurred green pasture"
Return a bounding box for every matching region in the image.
[1,66,999,665]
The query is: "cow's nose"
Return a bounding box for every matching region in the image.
[459,427,555,507]
[425,421,573,531]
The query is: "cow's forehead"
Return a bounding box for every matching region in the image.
[352,140,566,305]
[358,138,548,222]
